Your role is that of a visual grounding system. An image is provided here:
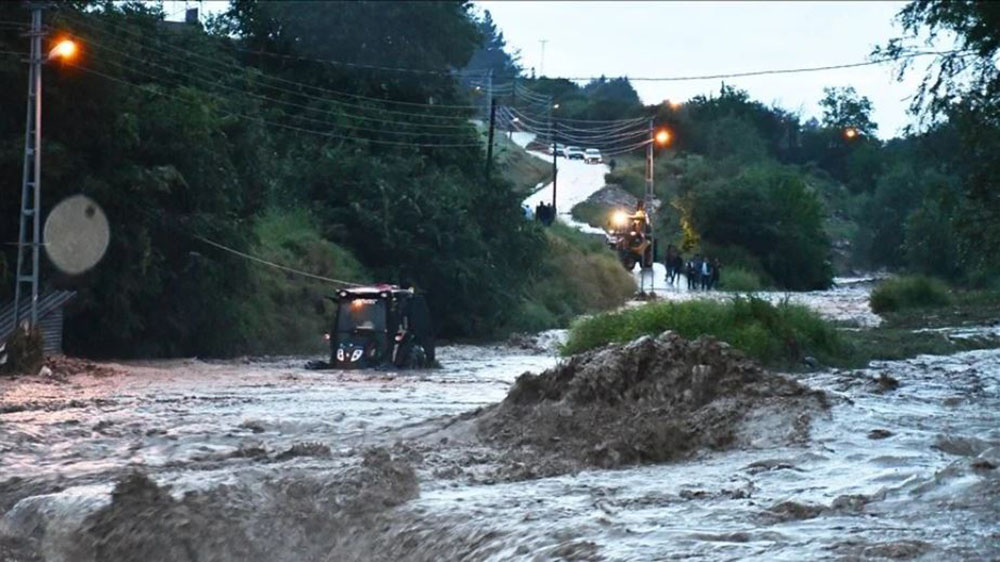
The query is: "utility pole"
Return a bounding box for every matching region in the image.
[485,98,497,179]
[485,70,492,122]
[509,76,516,140]
[551,119,558,211]
[13,3,44,330]
[645,119,654,208]
[539,39,548,77]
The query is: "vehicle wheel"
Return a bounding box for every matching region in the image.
[405,345,428,369]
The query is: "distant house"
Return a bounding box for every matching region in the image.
[0,290,76,355]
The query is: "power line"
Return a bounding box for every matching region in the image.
[550,50,974,82]
[193,235,363,287]
[69,62,484,148]
[74,35,481,139]
[233,45,489,78]
[56,9,484,112]
[57,11,480,126]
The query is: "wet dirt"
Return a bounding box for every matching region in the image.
[473,332,826,476]
[2,298,1000,560]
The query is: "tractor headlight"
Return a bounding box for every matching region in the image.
[336,348,345,361]
[611,210,628,227]
[351,349,363,362]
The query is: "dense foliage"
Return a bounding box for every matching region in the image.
[0,1,622,357]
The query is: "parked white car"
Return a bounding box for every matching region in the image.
[566,146,585,160]
[584,148,603,164]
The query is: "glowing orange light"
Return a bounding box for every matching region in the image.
[655,129,671,145]
[49,39,77,61]
[844,127,858,139]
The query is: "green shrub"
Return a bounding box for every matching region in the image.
[719,266,764,292]
[563,295,844,368]
[870,275,951,314]
[571,201,613,229]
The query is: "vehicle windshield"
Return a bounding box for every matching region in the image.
[336,298,386,332]
[586,149,599,154]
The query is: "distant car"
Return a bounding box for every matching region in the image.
[566,146,585,160]
[584,148,603,164]
[551,143,567,157]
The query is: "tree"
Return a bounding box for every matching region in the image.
[882,1,1000,280]
[464,10,520,81]
[690,164,833,290]
[819,86,878,136]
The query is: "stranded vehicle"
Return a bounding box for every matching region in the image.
[312,284,435,370]
[583,148,603,164]
[605,205,655,270]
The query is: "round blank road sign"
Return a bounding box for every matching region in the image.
[44,194,110,275]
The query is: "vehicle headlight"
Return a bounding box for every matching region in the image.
[612,211,628,227]
[351,349,363,362]
[336,348,345,361]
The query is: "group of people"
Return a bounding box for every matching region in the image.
[533,202,556,226]
[664,245,720,291]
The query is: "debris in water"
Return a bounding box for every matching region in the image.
[475,331,827,475]
[868,429,894,440]
[274,441,332,460]
[873,372,900,392]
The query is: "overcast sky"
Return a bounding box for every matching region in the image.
[476,1,929,139]
[165,1,933,139]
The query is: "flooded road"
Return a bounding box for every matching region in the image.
[2,294,999,560]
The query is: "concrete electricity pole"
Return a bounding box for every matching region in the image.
[12,3,45,329]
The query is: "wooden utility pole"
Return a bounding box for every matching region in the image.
[485,98,497,179]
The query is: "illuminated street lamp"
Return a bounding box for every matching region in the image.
[655,129,671,146]
[48,38,77,61]
[844,127,858,139]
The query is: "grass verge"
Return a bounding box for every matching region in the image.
[718,266,765,292]
[505,223,634,334]
[242,208,368,354]
[563,296,844,368]
[870,275,951,314]
[563,294,1000,369]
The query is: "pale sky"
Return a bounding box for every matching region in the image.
[164,1,935,139]
[477,1,930,139]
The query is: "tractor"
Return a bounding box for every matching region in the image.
[310,284,435,370]
[605,205,655,271]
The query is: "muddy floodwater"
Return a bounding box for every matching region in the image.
[2,284,999,561]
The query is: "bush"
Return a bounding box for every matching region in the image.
[570,200,613,229]
[689,164,833,290]
[1,325,43,375]
[563,295,844,368]
[870,275,952,314]
[719,266,764,291]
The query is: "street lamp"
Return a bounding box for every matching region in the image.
[655,129,671,146]
[48,38,77,61]
[844,127,858,139]
[11,7,80,332]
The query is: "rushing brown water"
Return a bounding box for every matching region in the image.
[1,286,998,561]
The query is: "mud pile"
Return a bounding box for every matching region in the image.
[4,448,418,562]
[476,331,827,473]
